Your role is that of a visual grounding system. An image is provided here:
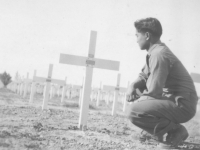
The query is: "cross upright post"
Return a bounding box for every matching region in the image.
[78,31,96,130]
[42,64,53,109]
[29,70,37,103]
[61,77,67,103]
[23,73,30,98]
[78,76,85,106]
[96,81,102,106]
[112,74,120,116]
[17,77,21,94]
[20,76,24,96]
[103,74,127,115]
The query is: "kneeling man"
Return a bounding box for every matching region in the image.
[126,17,198,148]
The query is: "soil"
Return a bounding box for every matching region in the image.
[0,88,200,150]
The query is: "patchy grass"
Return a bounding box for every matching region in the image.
[0,88,200,150]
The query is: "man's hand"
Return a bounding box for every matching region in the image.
[126,83,138,102]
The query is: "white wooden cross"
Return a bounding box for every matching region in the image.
[29,64,53,108]
[61,82,72,103]
[90,87,99,101]
[71,84,83,105]
[96,82,102,107]
[36,84,45,94]
[50,84,56,99]
[23,73,32,98]
[9,76,19,93]
[29,64,66,109]
[103,74,127,115]
[65,85,73,99]
[17,77,22,94]
[12,72,18,93]
[56,85,63,97]
[78,76,85,106]
[9,72,19,92]
[50,77,69,103]
[29,70,37,103]
[59,30,120,130]
[11,72,20,93]
[19,76,24,96]
[90,82,104,106]
[50,84,60,98]
[61,85,66,102]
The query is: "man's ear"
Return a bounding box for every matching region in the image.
[145,32,151,40]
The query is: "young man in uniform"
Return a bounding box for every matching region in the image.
[126,17,198,148]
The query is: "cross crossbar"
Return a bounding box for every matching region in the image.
[94,58,120,71]
[51,79,66,85]
[59,54,119,71]
[33,77,65,85]
[59,54,87,67]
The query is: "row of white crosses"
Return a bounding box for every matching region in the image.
[90,76,130,114]
[59,30,120,130]
[48,78,84,101]
[8,65,85,105]
[8,66,80,108]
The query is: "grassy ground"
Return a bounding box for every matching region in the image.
[0,88,200,150]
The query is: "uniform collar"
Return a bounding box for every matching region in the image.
[147,40,163,56]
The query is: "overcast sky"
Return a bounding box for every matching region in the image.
[0,0,200,88]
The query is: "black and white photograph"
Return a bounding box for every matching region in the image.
[0,0,200,149]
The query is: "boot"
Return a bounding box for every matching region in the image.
[157,124,189,149]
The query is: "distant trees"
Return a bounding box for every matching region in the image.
[0,71,12,88]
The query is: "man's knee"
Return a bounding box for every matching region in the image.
[126,101,147,119]
[126,102,163,127]
[126,103,143,126]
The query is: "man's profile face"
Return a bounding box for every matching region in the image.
[135,30,149,50]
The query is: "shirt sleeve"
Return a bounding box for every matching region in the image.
[143,51,170,98]
[133,64,148,89]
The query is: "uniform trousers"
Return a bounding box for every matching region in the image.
[127,92,198,137]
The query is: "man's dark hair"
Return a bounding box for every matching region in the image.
[134,17,162,38]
